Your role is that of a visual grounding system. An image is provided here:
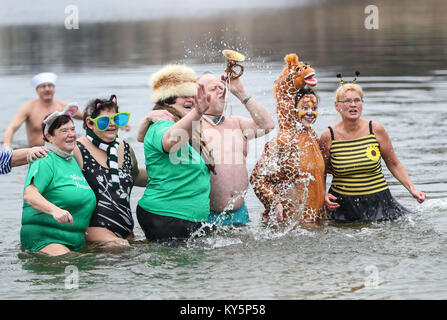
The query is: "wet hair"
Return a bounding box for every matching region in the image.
[42,114,73,142]
[83,94,119,129]
[294,87,319,109]
[335,83,363,102]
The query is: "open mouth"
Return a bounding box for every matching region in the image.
[304,72,317,85]
[300,115,315,126]
[302,115,315,122]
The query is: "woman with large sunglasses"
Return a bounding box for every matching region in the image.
[72,95,148,247]
[319,78,425,222]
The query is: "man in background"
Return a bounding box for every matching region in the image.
[3,72,83,149]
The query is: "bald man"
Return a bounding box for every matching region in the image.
[197,73,274,226]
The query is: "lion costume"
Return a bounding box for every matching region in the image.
[250,54,326,224]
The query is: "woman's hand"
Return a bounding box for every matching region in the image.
[27,146,50,163]
[324,193,340,211]
[24,184,74,226]
[275,202,284,222]
[51,209,74,226]
[410,189,426,203]
[194,83,211,116]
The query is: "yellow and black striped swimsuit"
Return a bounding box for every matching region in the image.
[327,121,409,222]
[329,121,389,196]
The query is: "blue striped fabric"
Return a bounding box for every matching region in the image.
[0,150,13,175]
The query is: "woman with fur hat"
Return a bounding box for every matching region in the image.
[136,64,215,241]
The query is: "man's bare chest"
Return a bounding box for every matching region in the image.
[27,106,58,131]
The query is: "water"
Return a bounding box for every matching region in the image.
[1,0,447,300]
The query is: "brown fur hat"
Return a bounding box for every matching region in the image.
[149,64,198,103]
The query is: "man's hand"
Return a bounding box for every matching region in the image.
[220,74,248,101]
[194,83,211,116]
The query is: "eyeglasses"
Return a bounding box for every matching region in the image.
[338,98,363,105]
[88,112,130,131]
[58,127,76,134]
[38,83,55,89]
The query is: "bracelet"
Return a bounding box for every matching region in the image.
[242,95,252,105]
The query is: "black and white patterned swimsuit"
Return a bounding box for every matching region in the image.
[77,141,134,238]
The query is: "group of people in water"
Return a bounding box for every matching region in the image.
[0,54,426,256]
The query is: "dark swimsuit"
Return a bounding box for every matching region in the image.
[136,206,209,241]
[77,141,134,238]
[327,121,411,222]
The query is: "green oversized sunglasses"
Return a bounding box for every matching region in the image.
[88,112,130,131]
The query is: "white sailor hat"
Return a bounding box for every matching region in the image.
[31,72,58,89]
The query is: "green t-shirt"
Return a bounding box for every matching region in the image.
[20,153,96,252]
[138,120,211,222]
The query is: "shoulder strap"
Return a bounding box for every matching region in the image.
[123,140,130,151]
[122,140,132,166]
[76,140,100,169]
[369,120,373,134]
[76,141,87,155]
[328,126,335,140]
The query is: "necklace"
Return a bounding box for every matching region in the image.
[203,114,225,126]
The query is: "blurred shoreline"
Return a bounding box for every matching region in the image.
[0,0,445,76]
[0,0,315,26]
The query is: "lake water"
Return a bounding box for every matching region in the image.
[0,0,446,300]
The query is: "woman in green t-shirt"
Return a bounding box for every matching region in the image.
[137,65,215,241]
[21,105,96,256]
